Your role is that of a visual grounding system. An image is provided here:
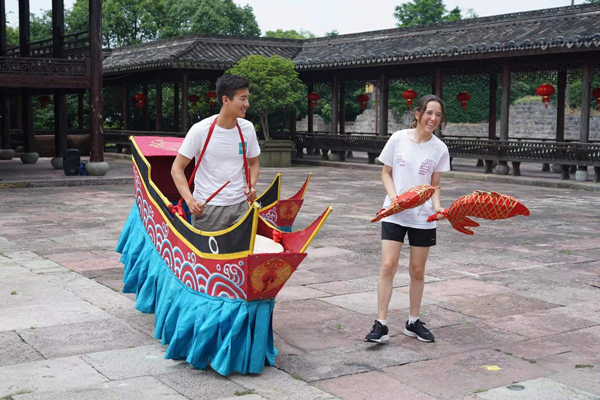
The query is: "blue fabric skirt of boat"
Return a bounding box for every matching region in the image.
[116,206,277,376]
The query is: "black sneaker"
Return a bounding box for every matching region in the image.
[403,319,435,342]
[364,320,389,343]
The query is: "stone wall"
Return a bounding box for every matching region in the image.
[297,101,600,140]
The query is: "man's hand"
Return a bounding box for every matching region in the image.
[188,199,206,216]
[245,185,257,203]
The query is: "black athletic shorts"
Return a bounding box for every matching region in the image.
[381,222,436,247]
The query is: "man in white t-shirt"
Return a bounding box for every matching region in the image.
[171,75,260,232]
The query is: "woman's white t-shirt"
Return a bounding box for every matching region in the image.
[378,129,450,229]
[178,115,260,206]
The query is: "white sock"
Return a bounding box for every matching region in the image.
[377,319,387,326]
[408,315,419,325]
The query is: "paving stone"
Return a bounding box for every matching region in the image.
[81,267,126,292]
[219,395,267,400]
[384,349,554,399]
[396,278,513,302]
[276,285,331,303]
[11,376,188,400]
[550,365,600,396]
[17,318,155,359]
[0,356,109,398]
[274,299,349,325]
[395,322,526,359]
[477,377,599,400]
[388,304,482,330]
[228,364,337,399]
[156,367,248,400]
[437,293,559,319]
[305,247,358,259]
[80,345,189,380]
[0,330,44,367]
[277,342,427,382]
[320,289,435,315]
[314,370,437,400]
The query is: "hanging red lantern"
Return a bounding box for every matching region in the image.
[402,89,418,110]
[188,94,200,107]
[132,93,147,111]
[38,96,50,108]
[206,91,217,112]
[592,87,600,111]
[356,94,369,111]
[456,91,471,111]
[307,92,320,109]
[536,83,555,108]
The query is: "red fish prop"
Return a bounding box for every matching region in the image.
[427,190,530,235]
[371,185,439,223]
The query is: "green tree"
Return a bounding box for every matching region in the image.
[394,0,463,27]
[226,55,305,139]
[265,29,315,39]
[5,26,19,45]
[325,30,339,38]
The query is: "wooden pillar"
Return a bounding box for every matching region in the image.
[19,0,30,58]
[142,84,149,131]
[556,70,567,142]
[174,83,179,131]
[155,75,162,131]
[290,108,296,134]
[331,73,338,136]
[77,93,84,129]
[378,71,389,137]
[181,73,189,132]
[53,90,67,157]
[0,93,10,150]
[500,60,510,141]
[121,81,129,130]
[52,0,64,58]
[339,80,345,135]
[580,57,592,144]
[488,74,497,140]
[88,0,103,163]
[22,94,34,152]
[307,81,314,133]
[0,0,6,57]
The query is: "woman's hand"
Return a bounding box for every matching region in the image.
[434,206,447,220]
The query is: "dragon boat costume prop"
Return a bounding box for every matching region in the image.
[116,136,331,375]
[427,190,530,234]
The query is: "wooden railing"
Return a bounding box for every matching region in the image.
[5,31,90,58]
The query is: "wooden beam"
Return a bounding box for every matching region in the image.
[122,80,129,130]
[181,72,188,132]
[0,75,90,89]
[22,93,35,152]
[339,79,345,135]
[488,74,497,140]
[0,93,10,149]
[500,60,511,141]
[307,81,314,133]
[88,0,103,162]
[331,72,338,136]
[52,0,64,58]
[580,56,591,144]
[155,75,162,131]
[54,90,67,157]
[378,70,388,137]
[19,0,30,57]
[556,70,566,142]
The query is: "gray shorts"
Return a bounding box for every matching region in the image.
[192,201,249,232]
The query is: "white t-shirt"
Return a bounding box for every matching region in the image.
[178,115,260,206]
[378,129,450,229]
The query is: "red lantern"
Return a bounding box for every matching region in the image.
[456,91,471,111]
[536,83,555,108]
[402,89,418,110]
[38,96,50,108]
[206,91,217,112]
[307,92,320,109]
[592,87,600,111]
[188,94,200,107]
[357,94,369,110]
[132,93,147,111]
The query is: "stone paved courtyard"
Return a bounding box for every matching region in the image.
[0,161,599,399]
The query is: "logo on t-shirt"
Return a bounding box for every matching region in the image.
[396,155,406,167]
[239,141,247,155]
[419,159,434,175]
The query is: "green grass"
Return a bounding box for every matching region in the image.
[234,389,256,396]
[575,364,594,369]
[559,250,573,255]
[10,291,17,295]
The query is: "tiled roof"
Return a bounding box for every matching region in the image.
[103,4,600,75]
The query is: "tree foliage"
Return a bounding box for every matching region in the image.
[226,55,305,139]
[264,29,315,39]
[394,0,465,27]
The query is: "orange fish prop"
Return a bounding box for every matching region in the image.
[371,185,439,223]
[427,190,530,235]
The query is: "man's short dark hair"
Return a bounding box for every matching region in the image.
[216,75,250,106]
